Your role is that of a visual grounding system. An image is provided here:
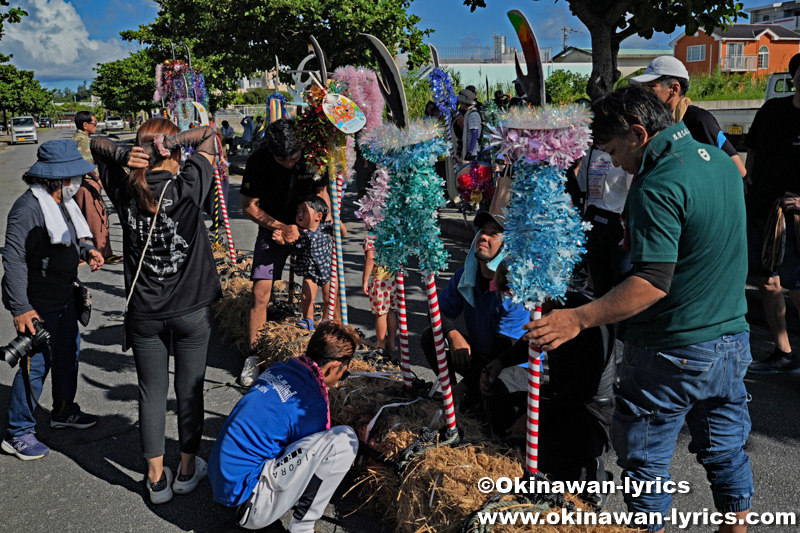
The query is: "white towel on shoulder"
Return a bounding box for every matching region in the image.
[30,184,93,245]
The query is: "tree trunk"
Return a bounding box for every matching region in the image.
[587,24,621,101]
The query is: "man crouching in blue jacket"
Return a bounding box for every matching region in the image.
[208,322,359,532]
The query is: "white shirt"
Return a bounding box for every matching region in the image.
[576,148,633,214]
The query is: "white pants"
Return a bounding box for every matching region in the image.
[237,425,359,532]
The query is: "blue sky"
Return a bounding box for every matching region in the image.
[0,0,769,90]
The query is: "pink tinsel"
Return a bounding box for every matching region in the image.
[354,167,391,230]
[331,66,384,132]
[487,104,593,170]
[153,63,164,103]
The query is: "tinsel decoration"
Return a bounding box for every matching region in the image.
[153,60,208,118]
[487,104,592,170]
[266,93,288,124]
[354,167,390,230]
[456,162,494,209]
[503,162,587,307]
[427,68,457,117]
[331,66,384,132]
[359,120,449,277]
[296,84,331,175]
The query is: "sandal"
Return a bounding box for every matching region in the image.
[297,318,315,331]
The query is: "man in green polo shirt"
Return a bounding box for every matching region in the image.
[527,87,752,533]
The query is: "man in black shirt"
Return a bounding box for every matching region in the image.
[630,56,747,178]
[240,119,330,351]
[744,53,800,374]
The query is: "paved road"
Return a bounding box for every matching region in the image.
[0,130,798,532]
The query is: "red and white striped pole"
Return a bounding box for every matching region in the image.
[425,273,457,430]
[334,173,348,324]
[213,167,236,265]
[396,268,412,389]
[526,305,543,474]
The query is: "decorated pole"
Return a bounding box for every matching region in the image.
[490,104,592,475]
[326,233,338,321]
[526,305,543,473]
[395,268,413,388]
[333,172,348,324]
[213,136,237,265]
[425,273,457,429]
[360,120,452,424]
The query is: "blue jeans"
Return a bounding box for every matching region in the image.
[612,332,753,531]
[128,306,211,458]
[6,303,81,438]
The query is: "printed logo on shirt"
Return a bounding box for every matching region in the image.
[672,128,690,141]
[255,371,298,403]
[698,148,710,161]
[127,198,188,281]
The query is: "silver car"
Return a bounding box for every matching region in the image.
[10,116,38,145]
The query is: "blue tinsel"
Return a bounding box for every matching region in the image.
[428,68,457,118]
[503,161,588,307]
[360,135,450,277]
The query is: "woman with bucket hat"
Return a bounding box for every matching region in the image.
[1,140,105,461]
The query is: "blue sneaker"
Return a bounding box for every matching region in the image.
[50,409,97,429]
[1,433,50,461]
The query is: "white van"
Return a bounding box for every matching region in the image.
[11,116,38,145]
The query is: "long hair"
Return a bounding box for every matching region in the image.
[131,118,180,214]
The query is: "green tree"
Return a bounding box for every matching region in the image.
[241,87,271,105]
[0,0,26,42]
[122,0,432,102]
[545,70,589,104]
[0,61,54,125]
[92,51,158,116]
[464,0,745,100]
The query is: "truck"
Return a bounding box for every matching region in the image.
[697,72,795,151]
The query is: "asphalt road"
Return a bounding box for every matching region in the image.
[0,130,798,532]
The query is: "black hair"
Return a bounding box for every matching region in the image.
[23,175,63,193]
[74,111,94,131]
[305,321,360,365]
[266,117,301,159]
[789,53,800,77]
[221,120,229,127]
[590,86,674,146]
[655,75,689,96]
[301,194,329,220]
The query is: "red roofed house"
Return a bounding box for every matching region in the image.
[670,24,800,76]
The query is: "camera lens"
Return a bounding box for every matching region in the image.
[0,334,38,367]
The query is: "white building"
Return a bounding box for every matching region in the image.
[746,1,800,32]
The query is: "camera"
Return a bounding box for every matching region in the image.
[1,318,50,367]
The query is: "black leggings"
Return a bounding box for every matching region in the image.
[128,306,212,458]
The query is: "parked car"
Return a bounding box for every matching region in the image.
[105,115,125,131]
[10,116,38,145]
[38,117,52,128]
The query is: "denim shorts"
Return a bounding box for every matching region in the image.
[747,216,800,288]
[612,332,753,531]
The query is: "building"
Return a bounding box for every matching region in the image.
[746,1,800,32]
[552,47,667,76]
[670,24,800,76]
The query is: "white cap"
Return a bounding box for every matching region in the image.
[629,56,690,85]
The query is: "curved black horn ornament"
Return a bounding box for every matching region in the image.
[360,33,408,128]
[309,34,328,85]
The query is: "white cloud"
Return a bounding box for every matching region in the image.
[3,0,135,82]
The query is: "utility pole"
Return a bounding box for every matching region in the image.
[562,27,570,52]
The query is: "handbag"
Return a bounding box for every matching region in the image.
[73,280,92,327]
[122,178,174,351]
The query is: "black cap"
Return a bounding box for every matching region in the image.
[474,212,506,231]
